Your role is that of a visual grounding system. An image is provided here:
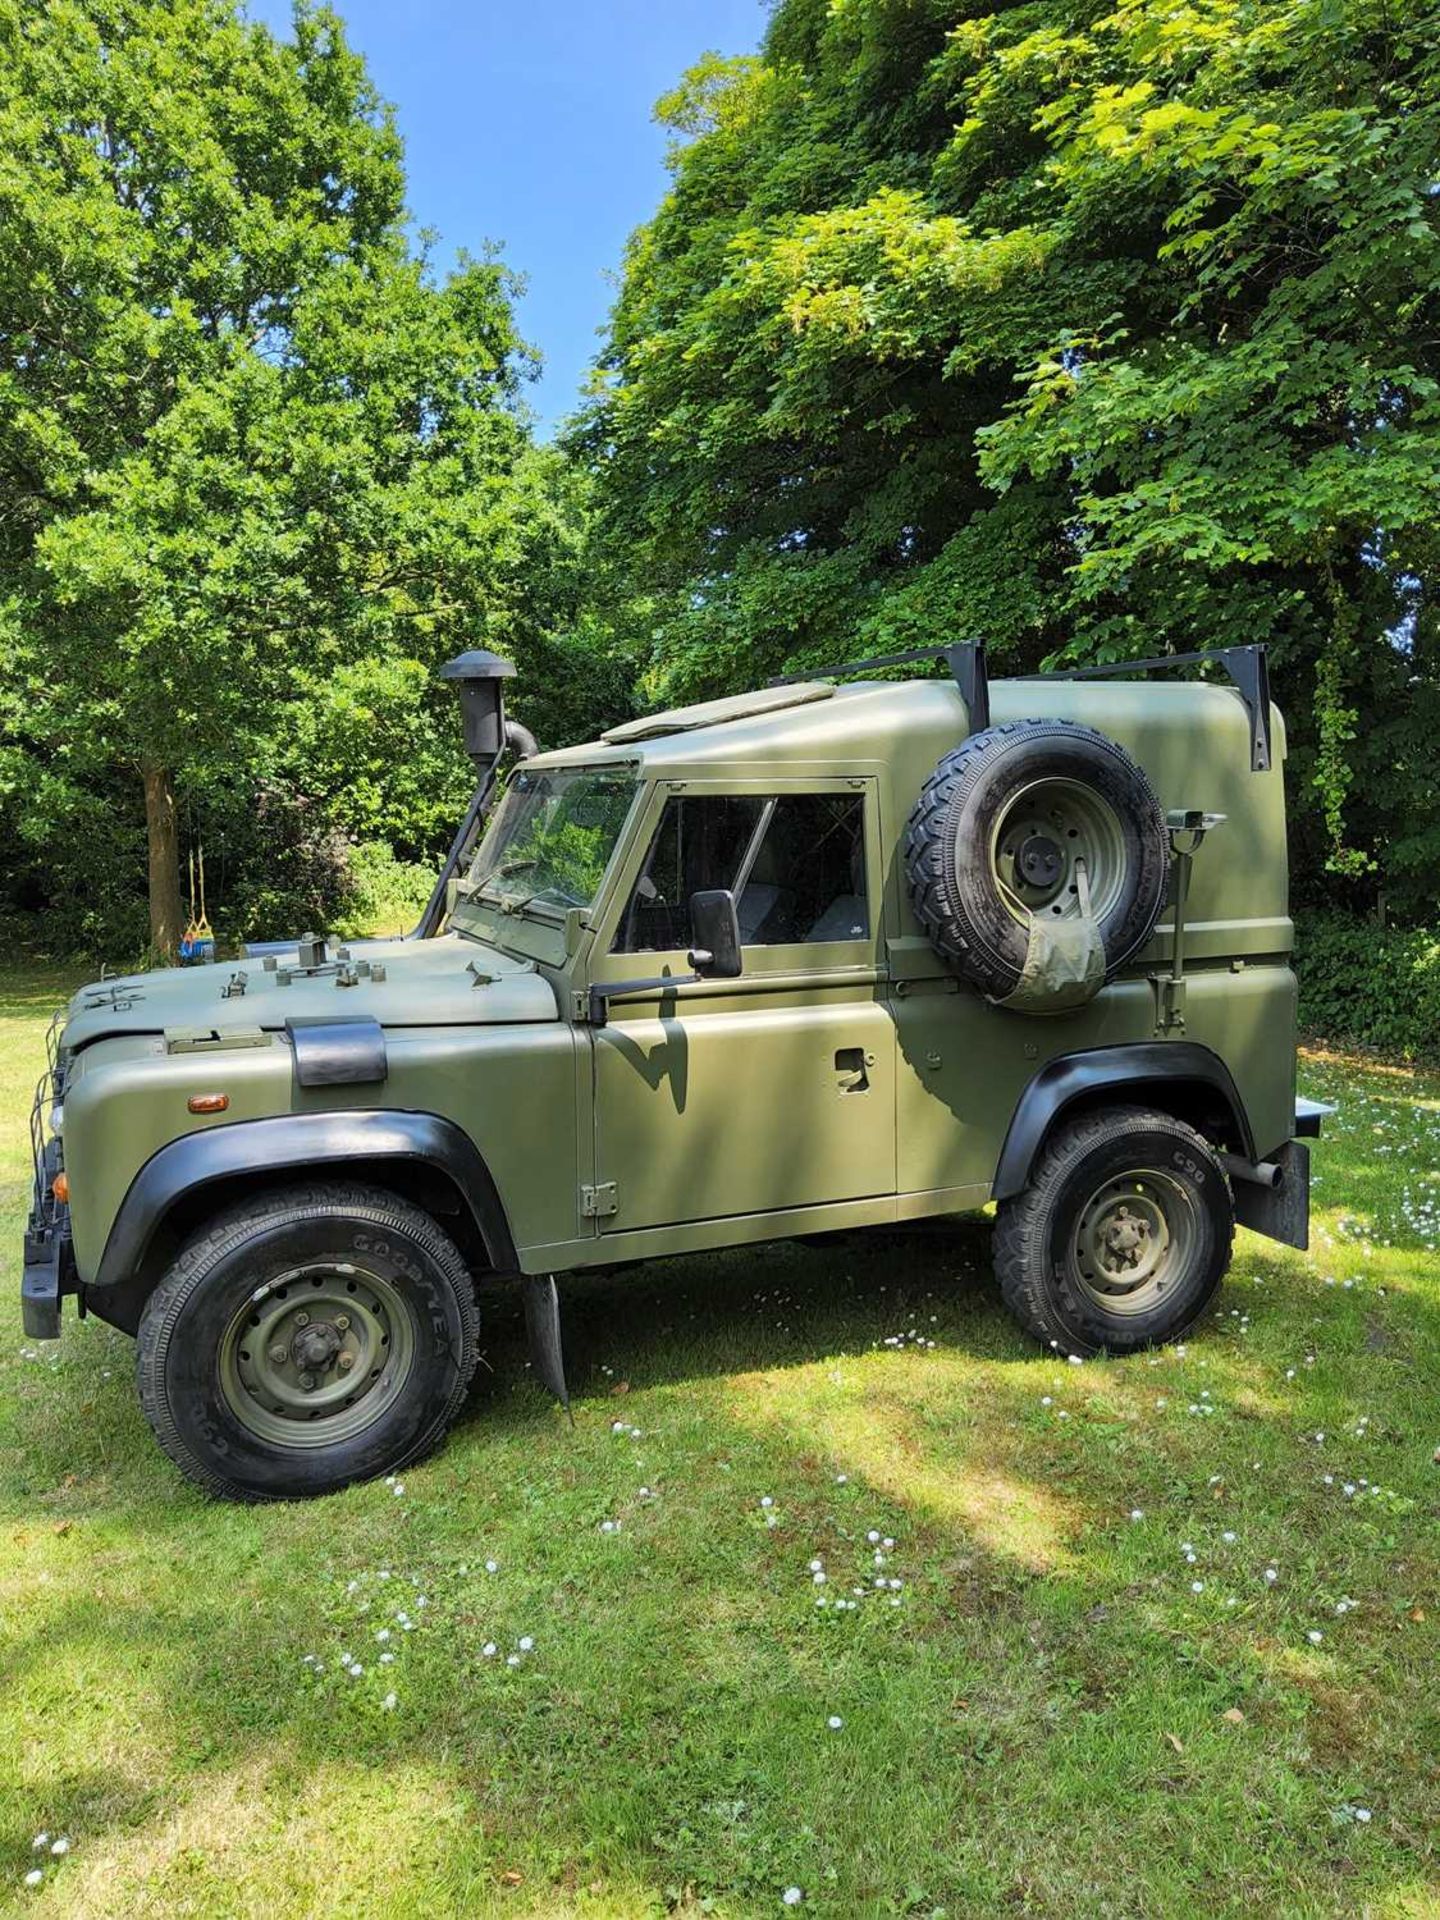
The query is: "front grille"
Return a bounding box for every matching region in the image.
[28,1011,66,1234]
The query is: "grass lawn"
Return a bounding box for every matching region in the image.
[1,967,1437,1918]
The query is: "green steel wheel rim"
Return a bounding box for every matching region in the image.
[217,1262,416,1449]
[989,777,1128,928]
[1069,1168,1199,1317]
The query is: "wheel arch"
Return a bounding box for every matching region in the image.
[84,1111,519,1336]
[992,1043,1255,1203]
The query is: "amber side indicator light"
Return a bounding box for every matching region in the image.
[188,1093,230,1115]
[51,1171,69,1204]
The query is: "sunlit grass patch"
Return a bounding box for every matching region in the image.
[0,992,1437,1915]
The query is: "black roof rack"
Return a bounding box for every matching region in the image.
[770,640,1272,772]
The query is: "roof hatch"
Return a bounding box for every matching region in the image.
[601,681,834,744]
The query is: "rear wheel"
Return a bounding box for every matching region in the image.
[137,1182,480,1501]
[993,1106,1232,1355]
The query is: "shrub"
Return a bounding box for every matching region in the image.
[1295,914,1440,1061]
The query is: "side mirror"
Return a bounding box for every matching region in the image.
[687,889,742,979]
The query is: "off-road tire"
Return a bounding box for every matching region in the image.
[993,1105,1233,1356]
[904,720,1169,1002]
[137,1182,480,1502]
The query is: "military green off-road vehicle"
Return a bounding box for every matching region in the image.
[24,643,1326,1500]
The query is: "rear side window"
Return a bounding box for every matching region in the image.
[613,793,868,953]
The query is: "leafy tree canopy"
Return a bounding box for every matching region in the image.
[583,0,1440,918]
[0,0,630,955]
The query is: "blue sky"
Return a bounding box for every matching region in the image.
[247,1,768,434]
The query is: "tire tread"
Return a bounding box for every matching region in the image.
[137,1181,480,1502]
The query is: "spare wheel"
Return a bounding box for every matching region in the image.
[904,719,1169,1008]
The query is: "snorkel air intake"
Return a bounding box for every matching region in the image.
[412,650,536,937]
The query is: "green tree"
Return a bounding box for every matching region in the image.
[583,0,1440,919]
[0,0,593,957]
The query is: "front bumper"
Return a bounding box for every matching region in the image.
[23,1204,74,1340]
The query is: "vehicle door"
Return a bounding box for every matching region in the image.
[586,776,895,1234]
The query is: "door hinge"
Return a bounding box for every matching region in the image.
[581,1181,619,1219]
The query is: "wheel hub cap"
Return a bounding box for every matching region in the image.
[990,778,1127,926]
[1070,1172,1197,1316]
[217,1263,415,1449]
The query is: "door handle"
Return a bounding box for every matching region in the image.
[834,1046,870,1093]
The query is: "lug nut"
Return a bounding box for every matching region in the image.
[298,1372,316,1390]
[294,1311,310,1328]
[268,1343,289,1365]
[334,1315,350,1332]
[337,1352,355,1372]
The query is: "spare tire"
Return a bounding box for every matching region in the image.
[904,719,1169,1006]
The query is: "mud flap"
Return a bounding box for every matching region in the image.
[522,1273,572,1421]
[1232,1139,1310,1251]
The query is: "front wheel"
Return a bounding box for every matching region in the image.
[137,1183,480,1501]
[993,1106,1233,1356]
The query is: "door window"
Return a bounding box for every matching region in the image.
[613,793,868,953]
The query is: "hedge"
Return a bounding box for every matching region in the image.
[1295,913,1440,1061]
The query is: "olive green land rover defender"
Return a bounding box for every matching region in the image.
[23,644,1325,1500]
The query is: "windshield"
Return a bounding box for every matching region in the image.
[457,765,638,915]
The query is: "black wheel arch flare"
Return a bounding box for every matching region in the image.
[86,1111,519,1334]
[993,1043,1257,1202]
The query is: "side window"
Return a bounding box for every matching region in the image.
[613,793,868,953]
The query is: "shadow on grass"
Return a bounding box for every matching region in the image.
[4,1277,1436,1916]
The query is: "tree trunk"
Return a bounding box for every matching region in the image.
[142,763,183,963]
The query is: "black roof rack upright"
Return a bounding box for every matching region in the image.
[770,640,1272,773]
[771,643,991,732]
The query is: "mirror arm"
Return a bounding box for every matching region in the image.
[586,972,700,1028]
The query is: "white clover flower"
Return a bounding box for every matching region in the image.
[1191,1581,1204,1594]
[1264,1568,1278,1583]
[827,1715,843,1730]
[24,1870,42,1888]
[1129,1509,1143,1522]
[30,1837,47,1853]
[760,1496,774,1508]
[1354,1807,1372,1823]
[867,1530,880,1543]
[1222,1531,1237,1544]
[49,1840,69,1858]
[809,1558,824,1573]
[812,1570,827,1585]
[485,1560,498,1574]
[1308,1629,1323,1645]
[782,1890,803,1907]
[376,1628,391,1642]
[518,1636,535,1652]
[506,1654,521,1668]
[482,1642,497,1658]
[835,1473,848,1484]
